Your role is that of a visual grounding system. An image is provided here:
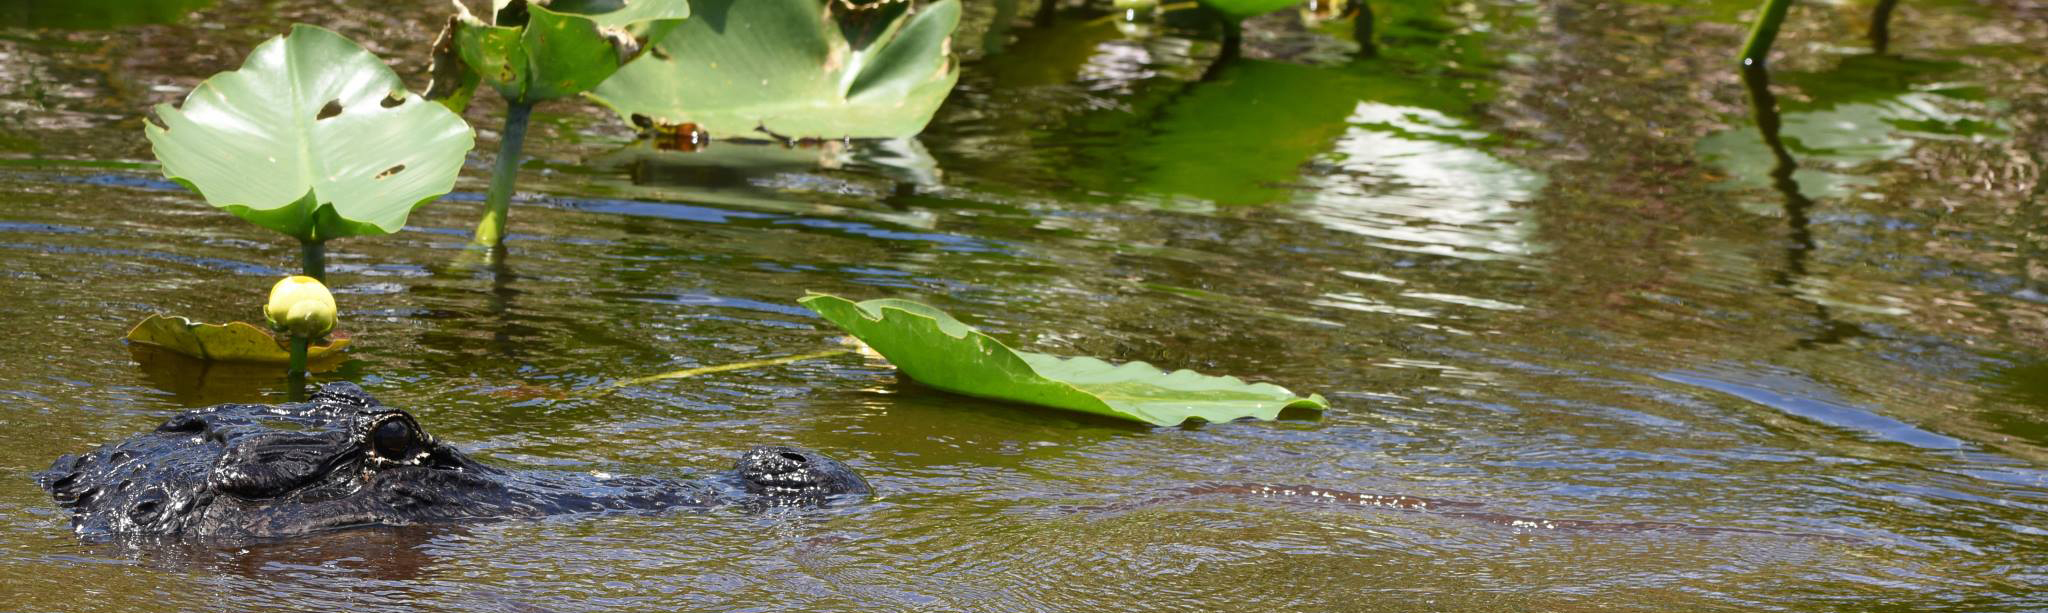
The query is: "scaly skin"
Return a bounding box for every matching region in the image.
[35,383,869,540]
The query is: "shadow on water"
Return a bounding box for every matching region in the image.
[125,344,358,407]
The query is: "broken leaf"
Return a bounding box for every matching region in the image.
[436,0,689,106]
[588,0,961,140]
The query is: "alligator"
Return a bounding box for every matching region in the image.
[34,382,869,540]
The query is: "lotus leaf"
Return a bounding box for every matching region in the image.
[126,314,350,364]
[144,25,475,242]
[588,0,961,140]
[440,0,689,105]
[800,293,1327,426]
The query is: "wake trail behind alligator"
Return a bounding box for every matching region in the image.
[1072,483,1860,543]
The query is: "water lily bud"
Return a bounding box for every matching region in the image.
[264,275,336,338]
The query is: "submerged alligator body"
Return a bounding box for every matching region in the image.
[35,383,869,539]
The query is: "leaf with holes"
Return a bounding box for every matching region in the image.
[144,24,475,241]
[432,0,690,107]
[587,0,961,140]
[799,293,1328,427]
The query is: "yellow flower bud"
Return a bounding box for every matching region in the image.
[264,275,336,338]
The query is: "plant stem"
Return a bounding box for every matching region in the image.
[289,335,309,373]
[1869,0,1899,55]
[1352,1,1377,59]
[472,100,535,249]
[1201,7,1242,83]
[595,348,853,395]
[1219,16,1243,63]
[300,238,326,282]
[287,335,310,400]
[1738,0,1795,66]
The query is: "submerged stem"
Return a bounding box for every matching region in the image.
[593,349,852,395]
[472,100,535,249]
[1738,0,1795,66]
[300,239,326,282]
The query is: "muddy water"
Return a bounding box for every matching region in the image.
[1,0,2045,610]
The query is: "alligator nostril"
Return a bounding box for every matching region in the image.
[778,452,807,464]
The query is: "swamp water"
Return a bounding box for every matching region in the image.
[1,0,2046,610]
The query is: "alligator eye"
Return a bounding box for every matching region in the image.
[371,418,412,459]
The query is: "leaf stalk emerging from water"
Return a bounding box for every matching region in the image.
[472,101,535,249]
[1739,0,1794,66]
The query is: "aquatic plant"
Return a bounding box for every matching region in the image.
[1738,0,1793,66]
[428,0,690,249]
[145,24,475,280]
[123,275,345,385]
[1741,0,1905,64]
[265,275,337,376]
[1112,0,1306,54]
[588,0,962,141]
[801,293,1328,426]
[125,315,350,365]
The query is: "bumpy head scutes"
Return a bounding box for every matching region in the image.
[36,382,873,540]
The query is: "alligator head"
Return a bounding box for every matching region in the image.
[35,382,869,540]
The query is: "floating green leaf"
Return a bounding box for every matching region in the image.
[125,314,350,364]
[588,0,961,140]
[144,24,475,242]
[0,0,215,29]
[438,0,689,106]
[1199,0,1304,20]
[799,293,1327,426]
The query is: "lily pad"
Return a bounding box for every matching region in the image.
[438,0,689,106]
[0,0,215,29]
[125,314,349,364]
[144,24,475,242]
[1200,0,1305,20]
[799,293,1327,426]
[588,0,961,140]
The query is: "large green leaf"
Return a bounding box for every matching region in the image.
[800,293,1327,426]
[144,25,475,241]
[441,0,689,105]
[588,0,961,140]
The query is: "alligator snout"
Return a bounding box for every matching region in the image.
[733,446,872,502]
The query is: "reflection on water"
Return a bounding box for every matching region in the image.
[1304,102,1543,260]
[1,0,2048,611]
[1698,55,2007,202]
